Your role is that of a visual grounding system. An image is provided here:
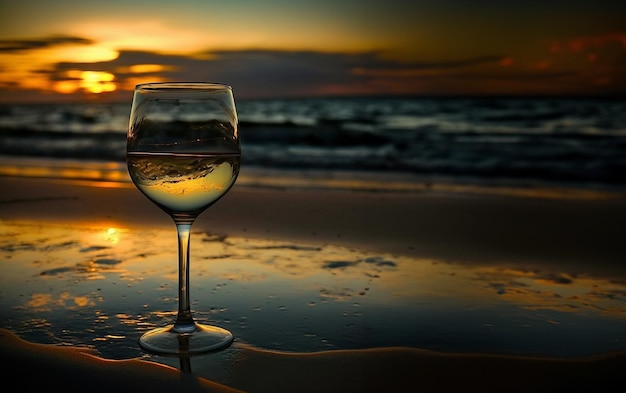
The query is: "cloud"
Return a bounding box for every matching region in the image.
[44,48,508,98]
[550,32,626,53]
[0,35,94,52]
[44,49,369,97]
[7,33,622,100]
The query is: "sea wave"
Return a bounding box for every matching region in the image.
[1,97,625,190]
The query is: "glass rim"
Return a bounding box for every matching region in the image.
[135,82,232,92]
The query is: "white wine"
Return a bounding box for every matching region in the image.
[127,152,240,215]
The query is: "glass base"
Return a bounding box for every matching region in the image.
[139,323,234,355]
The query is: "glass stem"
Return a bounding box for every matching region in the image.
[173,222,196,332]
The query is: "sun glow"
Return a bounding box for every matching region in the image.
[116,64,178,74]
[53,70,116,94]
[50,44,119,63]
[69,20,211,54]
[80,71,116,93]
[0,41,119,98]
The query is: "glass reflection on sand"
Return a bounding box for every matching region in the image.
[1,219,625,362]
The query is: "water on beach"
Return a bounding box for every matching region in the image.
[1,220,625,361]
[1,96,625,192]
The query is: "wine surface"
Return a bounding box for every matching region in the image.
[127,152,240,214]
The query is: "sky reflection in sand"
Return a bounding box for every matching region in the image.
[1,219,625,360]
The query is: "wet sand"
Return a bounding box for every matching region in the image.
[2,328,625,392]
[1,174,626,391]
[1,175,625,275]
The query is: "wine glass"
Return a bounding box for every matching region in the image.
[126,82,240,355]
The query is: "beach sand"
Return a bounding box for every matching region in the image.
[1,174,626,391]
[1,327,625,392]
[2,175,625,276]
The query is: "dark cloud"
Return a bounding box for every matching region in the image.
[37,46,624,98]
[0,35,94,52]
[200,50,378,96]
[47,48,505,97]
[372,55,503,71]
[42,45,622,98]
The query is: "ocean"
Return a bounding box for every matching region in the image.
[1,96,625,193]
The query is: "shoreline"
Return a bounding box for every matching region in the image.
[2,328,625,392]
[2,154,626,199]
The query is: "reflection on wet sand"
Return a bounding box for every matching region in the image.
[1,219,625,363]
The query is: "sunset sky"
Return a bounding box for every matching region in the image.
[1,0,625,102]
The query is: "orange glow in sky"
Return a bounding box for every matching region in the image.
[0,0,625,102]
[54,70,116,94]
